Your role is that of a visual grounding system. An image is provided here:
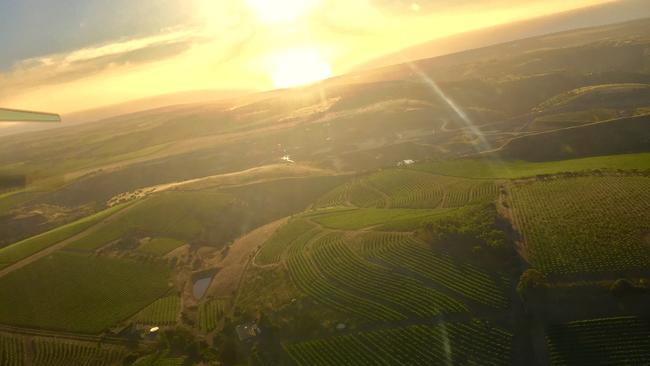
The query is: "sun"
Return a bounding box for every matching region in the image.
[269,48,332,89]
[245,0,319,23]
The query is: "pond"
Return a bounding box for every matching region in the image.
[192,276,212,299]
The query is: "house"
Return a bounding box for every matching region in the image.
[235,322,261,341]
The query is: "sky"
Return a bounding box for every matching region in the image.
[0,0,618,113]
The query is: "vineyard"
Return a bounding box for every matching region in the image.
[198,298,226,332]
[255,219,317,265]
[0,252,171,333]
[355,232,509,308]
[315,169,497,210]
[0,204,125,269]
[307,208,448,230]
[0,334,23,366]
[0,333,126,366]
[509,176,650,274]
[412,153,650,179]
[284,321,512,366]
[285,231,466,320]
[131,352,185,366]
[546,316,650,365]
[133,296,180,326]
[136,238,185,256]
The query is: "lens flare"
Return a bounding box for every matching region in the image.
[245,0,319,23]
[269,48,332,88]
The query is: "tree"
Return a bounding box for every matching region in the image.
[517,269,548,301]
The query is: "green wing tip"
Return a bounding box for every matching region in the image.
[0,108,61,123]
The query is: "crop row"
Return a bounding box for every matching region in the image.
[198,298,226,332]
[0,334,23,366]
[316,169,497,211]
[0,334,126,366]
[509,176,650,274]
[310,233,466,317]
[356,232,508,308]
[285,321,512,366]
[285,231,465,320]
[256,219,317,265]
[133,295,180,326]
[285,231,405,321]
[546,316,650,365]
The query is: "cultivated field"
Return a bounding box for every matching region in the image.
[285,321,512,366]
[509,175,650,274]
[546,316,650,365]
[0,252,171,333]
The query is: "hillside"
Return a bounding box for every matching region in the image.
[0,18,650,366]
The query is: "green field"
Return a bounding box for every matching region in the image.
[414,153,650,179]
[0,204,126,269]
[286,231,466,320]
[0,333,126,366]
[0,252,171,333]
[509,176,650,274]
[133,295,180,326]
[256,219,317,265]
[355,232,509,308]
[306,208,449,230]
[285,321,512,366]
[315,170,497,209]
[66,193,233,251]
[198,298,227,332]
[137,237,185,256]
[0,333,23,366]
[131,352,186,366]
[546,316,650,365]
[66,176,345,252]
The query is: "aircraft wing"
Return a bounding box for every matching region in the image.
[0,108,61,122]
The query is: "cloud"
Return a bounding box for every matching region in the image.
[0,28,204,100]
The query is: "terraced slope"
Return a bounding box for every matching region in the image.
[285,231,466,320]
[256,219,317,265]
[356,232,509,308]
[315,169,497,210]
[285,321,512,366]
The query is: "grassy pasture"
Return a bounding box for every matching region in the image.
[0,204,126,269]
[284,321,512,366]
[413,153,650,179]
[510,176,650,274]
[137,238,185,256]
[0,252,171,333]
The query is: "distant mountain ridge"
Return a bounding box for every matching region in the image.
[356,0,650,71]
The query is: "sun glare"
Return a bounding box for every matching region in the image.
[245,0,319,23]
[269,48,332,88]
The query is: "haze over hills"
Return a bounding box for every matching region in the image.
[0,16,650,366]
[356,0,650,71]
[0,89,252,138]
